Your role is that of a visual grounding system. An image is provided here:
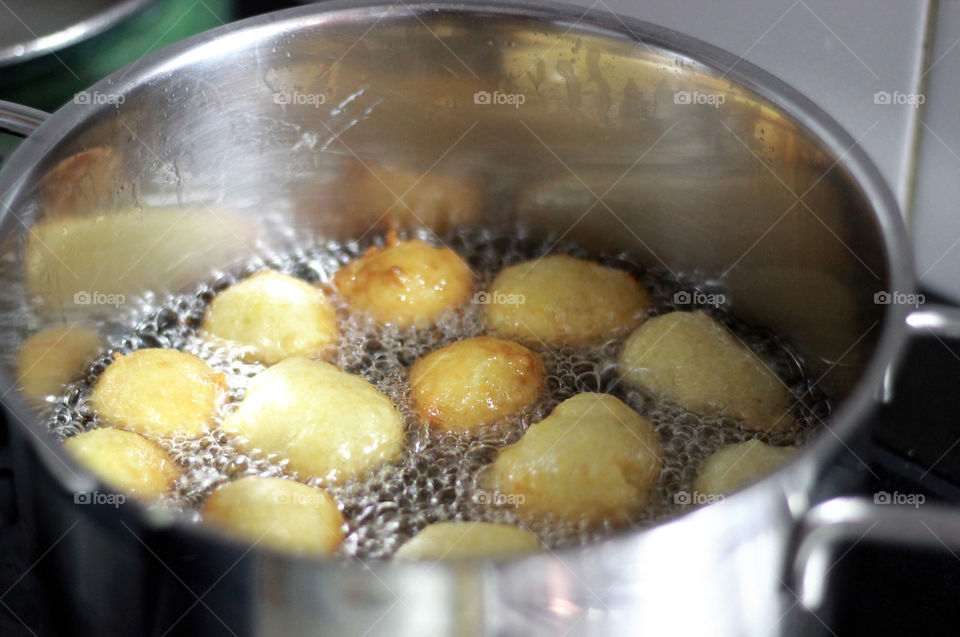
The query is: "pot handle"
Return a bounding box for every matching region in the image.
[880,303,960,402]
[0,100,49,137]
[792,304,960,608]
[790,495,960,610]
[905,304,960,336]
[794,304,960,609]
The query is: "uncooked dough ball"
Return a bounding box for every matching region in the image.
[203,477,344,556]
[17,326,102,401]
[221,356,404,483]
[694,439,799,496]
[619,311,795,432]
[201,269,338,365]
[485,255,651,346]
[333,234,474,328]
[63,428,181,499]
[481,393,662,527]
[394,521,540,560]
[91,348,226,438]
[409,336,545,434]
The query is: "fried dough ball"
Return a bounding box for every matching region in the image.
[481,393,662,527]
[485,255,651,346]
[333,234,473,328]
[694,439,799,496]
[201,270,338,365]
[63,428,181,499]
[221,357,404,483]
[17,326,102,401]
[203,477,345,557]
[619,311,795,432]
[409,337,545,434]
[90,348,226,438]
[394,521,540,561]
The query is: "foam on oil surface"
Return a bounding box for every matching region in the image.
[46,228,827,559]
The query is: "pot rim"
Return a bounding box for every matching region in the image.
[0,0,164,68]
[0,0,914,565]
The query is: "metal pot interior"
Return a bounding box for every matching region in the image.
[0,1,900,532]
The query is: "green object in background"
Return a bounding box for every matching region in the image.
[0,0,235,114]
[0,134,20,164]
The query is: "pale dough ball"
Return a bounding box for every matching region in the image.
[203,477,344,556]
[485,255,651,346]
[481,393,662,527]
[91,348,226,438]
[17,326,102,401]
[694,439,799,496]
[619,311,796,432]
[201,270,338,365]
[221,357,404,484]
[333,234,474,328]
[63,428,181,499]
[394,521,540,560]
[409,337,545,434]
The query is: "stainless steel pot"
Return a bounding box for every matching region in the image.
[0,2,955,636]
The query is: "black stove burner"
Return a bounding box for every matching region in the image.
[0,421,51,636]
